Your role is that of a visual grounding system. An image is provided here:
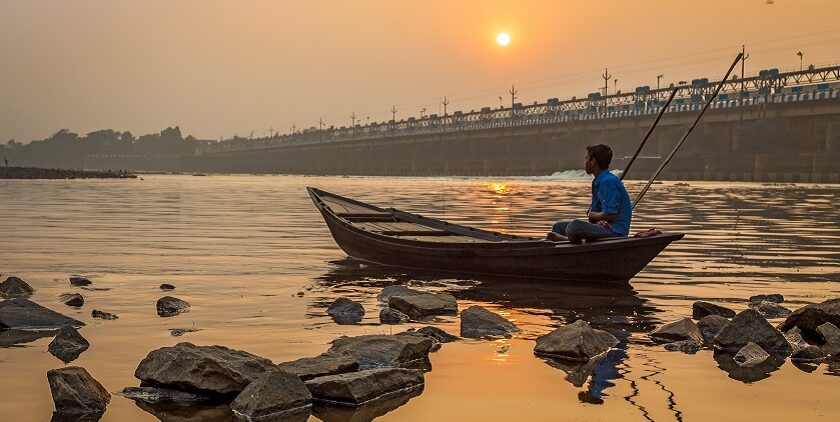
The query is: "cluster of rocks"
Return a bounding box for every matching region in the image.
[650,295,840,381]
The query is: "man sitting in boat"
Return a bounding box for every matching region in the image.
[547,144,632,243]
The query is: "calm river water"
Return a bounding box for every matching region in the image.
[1,175,839,421]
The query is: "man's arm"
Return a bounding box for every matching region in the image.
[588,211,618,223]
[588,178,621,226]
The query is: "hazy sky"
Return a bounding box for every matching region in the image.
[2,0,840,142]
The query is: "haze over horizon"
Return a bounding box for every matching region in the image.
[2,0,840,143]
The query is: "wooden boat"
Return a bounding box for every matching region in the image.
[308,187,684,281]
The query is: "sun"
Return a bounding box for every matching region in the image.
[496,32,510,46]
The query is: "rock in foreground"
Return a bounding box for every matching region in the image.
[817,322,840,356]
[714,309,791,354]
[379,308,409,324]
[60,293,85,308]
[231,371,312,419]
[734,342,770,367]
[278,352,360,381]
[327,298,365,318]
[305,368,424,406]
[460,305,520,338]
[534,320,619,362]
[0,298,84,330]
[0,276,35,298]
[692,301,736,319]
[779,298,840,334]
[697,315,729,346]
[650,318,703,344]
[48,326,90,363]
[664,340,701,354]
[749,301,791,318]
[388,293,457,319]
[47,366,110,415]
[134,342,279,397]
[156,296,190,317]
[416,326,459,343]
[328,334,434,369]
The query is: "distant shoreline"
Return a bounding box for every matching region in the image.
[0,166,136,180]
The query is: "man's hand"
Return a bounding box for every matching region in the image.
[596,220,613,230]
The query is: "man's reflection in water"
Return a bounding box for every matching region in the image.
[579,332,630,404]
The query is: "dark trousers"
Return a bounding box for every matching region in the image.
[552,219,617,244]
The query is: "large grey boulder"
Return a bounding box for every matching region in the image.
[714,309,792,354]
[278,352,360,381]
[650,318,703,344]
[327,334,434,369]
[534,320,619,362]
[460,305,520,338]
[779,298,840,334]
[379,308,409,324]
[733,342,770,367]
[377,285,425,302]
[817,322,840,356]
[0,276,34,298]
[134,342,280,397]
[698,315,729,346]
[692,301,736,319]
[231,371,312,419]
[749,301,791,318]
[416,326,459,343]
[0,298,84,330]
[48,326,90,363]
[388,293,457,319]
[60,293,84,307]
[47,366,110,415]
[305,368,424,406]
[156,296,190,317]
[749,294,784,304]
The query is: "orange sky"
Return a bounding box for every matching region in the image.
[2,0,840,142]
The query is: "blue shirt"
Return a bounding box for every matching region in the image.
[590,170,632,236]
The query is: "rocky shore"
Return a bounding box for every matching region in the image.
[0,166,136,179]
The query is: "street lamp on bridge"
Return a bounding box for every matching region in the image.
[656,74,664,90]
[797,51,804,71]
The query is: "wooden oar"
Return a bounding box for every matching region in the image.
[631,52,743,210]
[620,87,679,181]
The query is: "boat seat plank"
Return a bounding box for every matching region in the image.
[321,197,377,214]
[395,235,494,243]
[354,222,442,233]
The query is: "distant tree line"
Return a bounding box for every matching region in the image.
[0,127,209,168]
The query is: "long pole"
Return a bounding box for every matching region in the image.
[620,87,679,181]
[632,53,743,210]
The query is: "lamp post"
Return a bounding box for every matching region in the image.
[797,51,803,71]
[656,74,664,90]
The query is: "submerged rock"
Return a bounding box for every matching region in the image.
[664,340,702,354]
[69,277,92,287]
[231,371,312,419]
[698,315,729,346]
[379,308,409,324]
[779,298,840,334]
[47,366,110,415]
[791,345,824,363]
[159,284,175,291]
[118,386,213,404]
[388,293,457,319]
[692,301,736,319]
[459,305,520,338]
[134,342,279,397]
[416,326,459,343]
[650,318,703,344]
[377,285,425,302]
[279,352,360,381]
[327,298,365,317]
[156,296,190,317]
[817,322,840,356]
[48,326,90,363]
[534,320,619,362]
[327,334,434,369]
[305,368,424,406]
[734,342,770,367]
[169,327,200,337]
[60,293,84,308]
[749,294,784,304]
[0,276,35,298]
[91,310,118,320]
[714,309,791,354]
[749,301,791,318]
[0,298,84,330]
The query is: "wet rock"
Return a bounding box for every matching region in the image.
[749,294,784,304]
[305,368,424,406]
[749,301,791,318]
[0,276,34,298]
[279,352,360,381]
[698,315,729,346]
[117,386,213,404]
[60,293,84,308]
[784,326,808,352]
[650,318,703,344]
[388,293,457,319]
[327,334,434,369]
[69,277,92,287]
[664,340,702,354]
[91,310,117,320]
[459,305,520,338]
[534,320,619,362]
[714,309,792,354]
[326,298,364,324]
[47,366,110,415]
[231,370,312,420]
[817,322,840,356]
[376,285,425,302]
[159,284,175,291]
[0,298,84,330]
[134,342,280,398]
[416,326,459,343]
[379,308,409,324]
[692,301,736,319]
[734,342,770,367]
[48,326,90,363]
[311,386,421,422]
[169,327,201,337]
[156,296,190,317]
[791,345,824,363]
[779,297,840,335]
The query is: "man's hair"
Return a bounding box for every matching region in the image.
[586,144,613,170]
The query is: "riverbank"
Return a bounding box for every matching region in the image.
[0,166,136,179]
